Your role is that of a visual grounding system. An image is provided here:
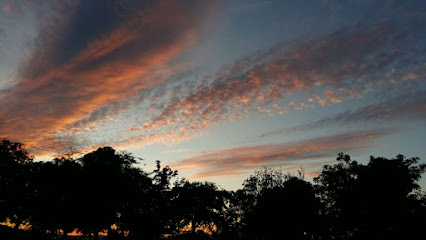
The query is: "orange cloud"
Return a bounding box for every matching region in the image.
[2,1,424,157]
[114,129,203,151]
[117,17,424,151]
[0,0,214,156]
[163,148,191,154]
[250,90,426,141]
[107,13,426,153]
[172,129,392,179]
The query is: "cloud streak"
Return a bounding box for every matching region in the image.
[172,129,393,179]
[1,0,425,158]
[255,90,426,140]
[0,0,214,155]
[117,3,425,149]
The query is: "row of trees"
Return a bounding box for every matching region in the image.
[0,139,425,240]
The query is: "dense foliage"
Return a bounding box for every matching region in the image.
[0,139,425,240]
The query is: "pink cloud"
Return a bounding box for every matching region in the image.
[1,1,424,157]
[172,129,392,179]
[0,0,214,156]
[113,15,425,151]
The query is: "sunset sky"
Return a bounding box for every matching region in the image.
[1,0,425,190]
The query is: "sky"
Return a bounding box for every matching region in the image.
[0,0,425,190]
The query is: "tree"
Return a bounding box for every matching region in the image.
[242,166,291,196]
[170,181,228,237]
[314,153,426,240]
[237,166,294,220]
[119,160,176,240]
[52,157,84,238]
[77,147,139,240]
[29,157,83,239]
[117,167,154,240]
[152,160,178,191]
[313,153,360,228]
[246,177,320,240]
[0,139,33,226]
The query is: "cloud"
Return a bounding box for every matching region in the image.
[289,101,298,107]
[116,4,425,149]
[1,0,425,157]
[172,129,393,179]
[257,90,426,140]
[162,148,191,154]
[0,0,214,155]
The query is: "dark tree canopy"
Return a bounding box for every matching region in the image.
[170,181,228,235]
[77,147,141,239]
[247,177,320,240]
[314,153,426,240]
[1,140,426,240]
[0,139,33,225]
[0,139,33,165]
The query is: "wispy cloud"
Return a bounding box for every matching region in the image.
[115,4,425,150]
[1,1,425,158]
[255,90,426,140]
[172,129,393,179]
[0,0,214,155]
[162,148,191,154]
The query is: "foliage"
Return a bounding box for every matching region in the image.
[314,153,426,240]
[1,140,426,240]
[242,169,319,240]
[0,139,33,225]
[169,181,228,235]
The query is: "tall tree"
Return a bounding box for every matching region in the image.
[117,167,155,240]
[0,139,33,226]
[170,181,228,236]
[246,176,320,240]
[29,157,83,239]
[78,147,138,240]
[238,166,294,219]
[314,153,426,240]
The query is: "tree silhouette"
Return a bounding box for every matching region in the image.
[29,157,83,239]
[2,138,426,240]
[315,153,426,240]
[152,160,178,191]
[52,157,84,239]
[237,166,293,224]
[78,147,139,240]
[0,139,33,227]
[117,167,154,240]
[121,160,179,240]
[246,176,319,240]
[170,181,228,236]
[242,166,290,196]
